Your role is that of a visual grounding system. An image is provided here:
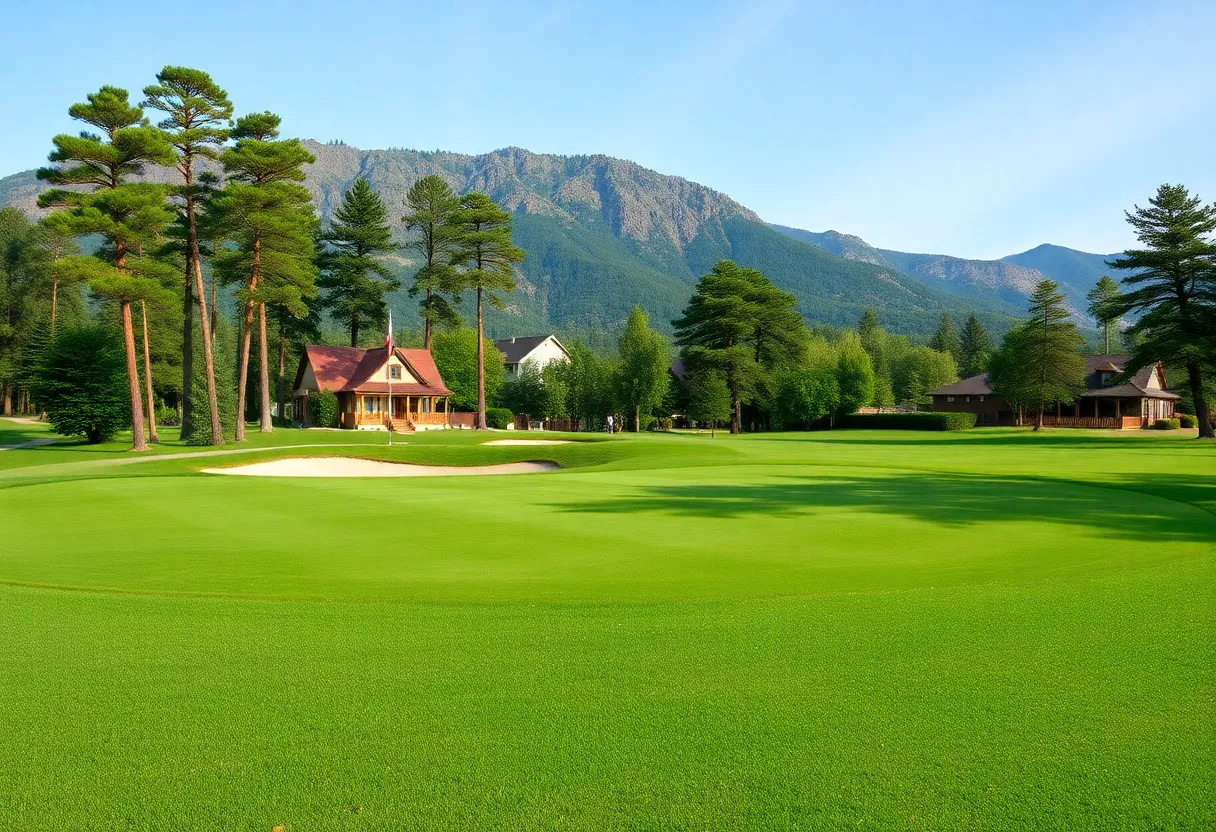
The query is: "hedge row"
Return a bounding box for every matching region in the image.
[837,411,977,431]
[1151,418,1181,431]
[486,407,514,429]
[1178,414,1198,428]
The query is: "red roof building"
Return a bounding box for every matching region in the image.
[292,345,453,431]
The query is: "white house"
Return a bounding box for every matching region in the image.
[494,335,569,378]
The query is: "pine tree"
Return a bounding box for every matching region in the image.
[1108,184,1216,438]
[858,308,890,405]
[990,279,1088,431]
[142,67,232,444]
[402,175,462,348]
[211,112,317,439]
[928,312,961,363]
[37,85,177,451]
[958,314,994,377]
[1086,276,1123,354]
[318,177,398,348]
[451,192,523,429]
[616,306,670,432]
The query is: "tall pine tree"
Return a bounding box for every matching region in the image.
[451,192,523,429]
[318,177,398,347]
[1086,276,1123,354]
[958,314,994,377]
[402,175,462,348]
[928,312,961,363]
[37,85,177,451]
[1108,184,1216,438]
[142,66,232,445]
[211,111,317,438]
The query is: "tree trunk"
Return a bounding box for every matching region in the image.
[730,395,742,434]
[141,301,159,443]
[121,301,149,452]
[188,192,224,446]
[1,383,10,416]
[50,279,58,334]
[476,288,486,430]
[635,404,640,433]
[1034,406,1043,431]
[1103,322,1110,355]
[277,314,287,424]
[257,302,272,433]
[351,312,359,348]
[424,289,432,349]
[237,301,253,442]
[180,252,195,441]
[1187,360,1214,439]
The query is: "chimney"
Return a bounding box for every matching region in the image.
[511,336,515,344]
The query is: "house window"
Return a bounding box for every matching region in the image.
[1101,372,1112,386]
[965,396,971,402]
[389,366,402,380]
[978,396,985,402]
[946,396,955,403]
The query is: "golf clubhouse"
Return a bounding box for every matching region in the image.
[292,345,454,431]
[928,354,1179,428]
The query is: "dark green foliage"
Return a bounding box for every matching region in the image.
[485,407,513,430]
[556,339,611,429]
[402,175,463,347]
[308,389,340,428]
[32,327,129,442]
[1086,276,1123,354]
[958,314,994,377]
[837,411,977,431]
[776,369,840,428]
[1151,418,1181,431]
[891,345,957,406]
[318,177,399,347]
[501,361,546,420]
[431,328,505,411]
[989,280,1088,429]
[1178,414,1198,428]
[928,313,961,363]
[1108,184,1216,438]
[687,368,732,435]
[185,315,238,444]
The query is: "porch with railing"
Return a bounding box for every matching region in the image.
[1039,415,1142,429]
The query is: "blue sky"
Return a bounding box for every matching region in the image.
[2,0,1213,259]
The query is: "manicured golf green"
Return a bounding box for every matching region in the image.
[1,420,1213,830]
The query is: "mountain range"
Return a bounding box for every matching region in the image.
[0,142,1117,341]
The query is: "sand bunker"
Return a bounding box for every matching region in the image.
[201,457,560,478]
[481,439,572,446]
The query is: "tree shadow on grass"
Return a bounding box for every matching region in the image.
[554,471,1216,545]
[759,431,1200,450]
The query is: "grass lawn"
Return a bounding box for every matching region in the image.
[0,419,1213,829]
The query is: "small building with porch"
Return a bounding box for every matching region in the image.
[292,345,453,431]
[928,354,1179,428]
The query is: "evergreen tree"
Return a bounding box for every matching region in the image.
[501,360,547,424]
[34,213,81,333]
[928,312,961,363]
[32,326,130,443]
[318,176,398,348]
[37,85,177,451]
[402,175,462,348]
[1108,184,1216,438]
[1086,276,1123,354]
[688,368,732,437]
[858,307,891,405]
[616,306,670,431]
[211,112,317,439]
[142,66,232,444]
[451,192,523,429]
[958,314,994,377]
[672,260,805,433]
[990,279,1087,431]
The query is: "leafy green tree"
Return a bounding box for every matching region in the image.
[776,368,840,428]
[958,314,994,377]
[403,175,463,348]
[562,340,611,430]
[33,327,130,443]
[37,85,177,451]
[452,192,523,429]
[673,260,805,433]
[1108,184,1216,438]
[1086,276,1123,354]
[431,327,505,412]
[928,312,961,363]
[501,360,547,424]
[212,112,317,438]
[142,66,232,444]
[990,279,1088,431]
[891,345,957,405]
[688,368,732,437]
[615,306,670,431]
[858,308,892,405]
[319,176,399,348]
[835,331,876,415]
[541,359,571,423]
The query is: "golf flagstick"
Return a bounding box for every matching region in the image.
[386,310,394,447]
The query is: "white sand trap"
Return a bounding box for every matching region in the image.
[481,439,572,446]
[201,457,560,478]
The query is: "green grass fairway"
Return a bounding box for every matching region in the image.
[1,420,1213,830]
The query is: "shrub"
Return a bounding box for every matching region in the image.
[155,405,180,427]
[1151,418,1180,431]
[837,411,977,431]
[308,389,340,428]
[31,326,130,443]
[1178,413,1198,428]
[486,407,514,429]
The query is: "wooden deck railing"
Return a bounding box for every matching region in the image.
[1040,415,1140,429]
[412,412,448,426]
